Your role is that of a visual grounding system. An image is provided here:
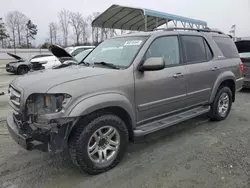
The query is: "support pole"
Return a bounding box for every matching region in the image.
[165,19,168,28]
[173,20,177,27]
[144,15,147,31]
[155,17,158,29]
[181,22,186,28]
[92,27,94,44]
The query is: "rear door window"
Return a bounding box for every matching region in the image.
[213,37,239,58]
[181,36,208,63]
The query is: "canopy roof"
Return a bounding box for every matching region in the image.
[92,4,207,31]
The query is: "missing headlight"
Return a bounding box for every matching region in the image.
[26,93,71,115]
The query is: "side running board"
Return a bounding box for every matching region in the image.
[134,106,210,137]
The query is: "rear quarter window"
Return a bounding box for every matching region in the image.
[212,36,239,58]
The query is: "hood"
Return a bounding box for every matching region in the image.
[235,40,250,53]
[49,44,73,63]
[11,65,117,93]
[7,53,25,61]
[8,60,30,66]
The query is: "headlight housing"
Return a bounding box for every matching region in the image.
[26,93,71,115]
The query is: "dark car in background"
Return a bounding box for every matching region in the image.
[6,53,53,75]
[235,40,250,88]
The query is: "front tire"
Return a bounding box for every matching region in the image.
[69,113,129,174]
[17,66,29,75]
[209,86,232,121]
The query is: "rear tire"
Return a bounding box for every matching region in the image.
[68,112,129,174]
[17,66,29,75]
[209,86,232,121]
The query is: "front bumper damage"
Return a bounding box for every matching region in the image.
[7,112,76,152]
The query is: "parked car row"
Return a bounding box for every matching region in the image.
[5,41,250,89]
[5,45,95,74]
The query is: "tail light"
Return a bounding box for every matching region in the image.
[240,61,244,72]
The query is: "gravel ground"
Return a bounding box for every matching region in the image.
[0,66,250,188]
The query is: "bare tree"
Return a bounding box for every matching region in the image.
[88,12,102,44]
[48,22,58,44]
[80,19,88,44]
[25,20,37,47]
[5,12,17,48]
[58,9,70,47]
[49,23,53,44]
[6,11,28,47]
[14,11,28,46]
[0,18,9,48]
[51,22,58,44]
[100,28,117,41]
[69,12,85,45]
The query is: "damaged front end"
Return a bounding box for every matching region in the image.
[7,90,76,152]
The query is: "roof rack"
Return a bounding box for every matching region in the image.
[154,27,224,34]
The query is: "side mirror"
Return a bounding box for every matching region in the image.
[139,57,165,71]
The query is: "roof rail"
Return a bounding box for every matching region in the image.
[154,27,224,34]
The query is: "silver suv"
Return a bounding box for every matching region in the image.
[6,28,244,174]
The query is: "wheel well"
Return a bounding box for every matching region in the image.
[18,65,30,71]
[68,106,134,143]
[219,79,235,102]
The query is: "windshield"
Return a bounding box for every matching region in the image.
[84,36,147,68]
[74,49,93,62]
[239,52,250,58]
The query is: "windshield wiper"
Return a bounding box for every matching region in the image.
[78,61,90,66]
[93,61,119,69]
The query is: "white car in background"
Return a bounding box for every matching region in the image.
[30,45,95,70]
[65,45,95,56]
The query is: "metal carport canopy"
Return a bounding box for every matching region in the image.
[92,4,207,31]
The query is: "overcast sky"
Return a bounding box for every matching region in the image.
[1,0,250,45]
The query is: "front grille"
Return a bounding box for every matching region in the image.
[8,84,21,110]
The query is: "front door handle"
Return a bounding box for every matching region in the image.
[212,67,219,71]
[173,73,184,78]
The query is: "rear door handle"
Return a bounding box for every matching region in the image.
[212,67,219,71]
[173,73,184,78]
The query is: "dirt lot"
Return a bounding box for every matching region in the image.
[0,64,250,188]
